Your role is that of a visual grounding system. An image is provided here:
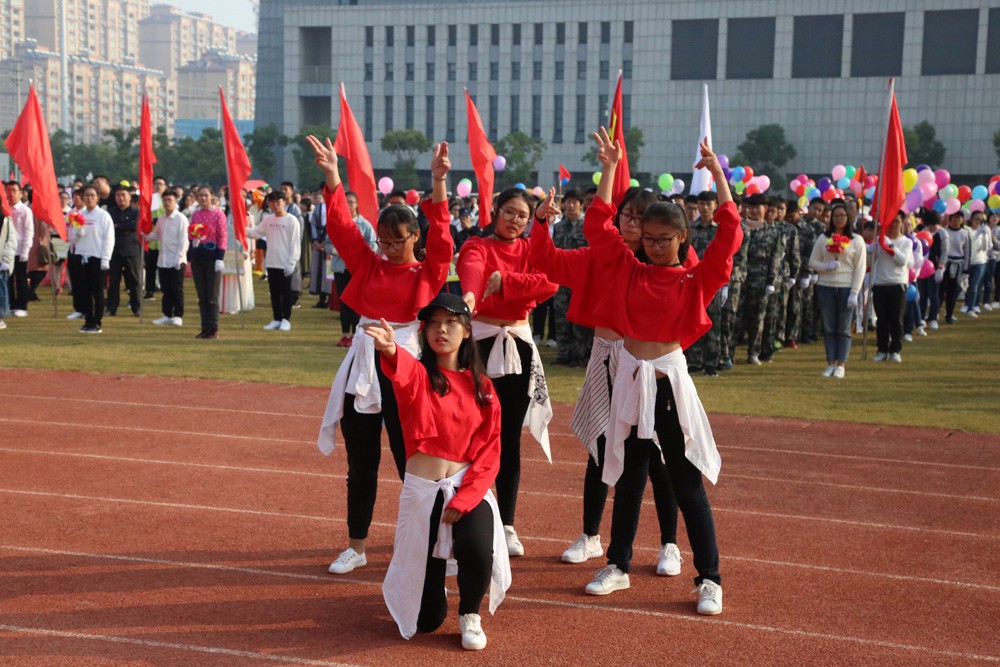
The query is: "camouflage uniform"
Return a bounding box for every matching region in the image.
[763,220,800,356]
[720,221,750,366]
[552,216,592,364]
[742,221,784,360]
[800,217,827,342]
[685,218,721,370]
[787,217,823,343]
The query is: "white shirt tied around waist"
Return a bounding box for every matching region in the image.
[471,320,552,462]
[572,336,622,463]
[317,317,420,455]
[383,467,511,640]
[603,347,720,488]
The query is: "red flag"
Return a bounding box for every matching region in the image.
[871,80,907,255]
[607,73,631,206]
[333,83,378,226]
[559,164,572,185]
[0,182,9,218]
[465,90,497,229]
[219,87,252,252]
[138,94,158,237]
[5,85,66,240]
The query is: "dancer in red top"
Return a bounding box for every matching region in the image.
[456,187,558,557]
[307,134,454,576]
[368,293,510,651]
[582,128,742,616]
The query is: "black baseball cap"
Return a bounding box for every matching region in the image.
[417,293,472,321]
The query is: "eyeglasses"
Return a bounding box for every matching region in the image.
[619,211,641,226]
[377,233,416,251]
[499,207,531,226]
[640,234,680,249]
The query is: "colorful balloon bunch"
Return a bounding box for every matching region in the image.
[654,172,686,196]
[716,155,770,197]
[790,165,876,211]
[900,166,1000,216]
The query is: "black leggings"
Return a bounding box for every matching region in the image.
[340,353,407,540]
[476,335,533,526]
[607,377,720,585]
[416,492,495,632]
[266,268,293,321]
[333,271,359,334]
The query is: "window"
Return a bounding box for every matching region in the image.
[384,95,393,131]
[598,93,608,126]
[792,15,842,78]
[622,59,632,79]
[513,24,521,45]
[671,19,718,80]
[578,22,587,44]
[535,23,543,45]
[448,62,456,81]
[490,61,499,80]
[426,62,435,80]
[532,95,542,139]
[406,62,414,81]
[406,25,414,47]
[448,24,456,46]
[575,95,586,143]
[470,25,478,46]
[491,24,500,46]
[426,95,434,141]
[726,17,774,79]
[533,61,542,80]
[446,95,455,141]
[386,26,393,47]
[600,60,609,80]
[489,94,498,138]
[555,61,564,80]
[405,95,414,129]
[601,21,610,44]
[624,21,633,44]
[427,25,435,46]
[469,61,478,81]
[988,9,1000,74]
[364,63,373,81]
[852,13,904,76]
[385,61,393,81]
[922,9,978,75]
[364,95,373,140]
[510,96,519,132]
[365,26,373,47]
[512,61,521,80]
[556,23,565,45]
[553,95,563,143]
[623,94,631,129]
[577,60,586,80]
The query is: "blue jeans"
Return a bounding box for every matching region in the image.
[816,285,853,363]
[966,263,987,310]
[983,259,998,304]
[0,269,9,318]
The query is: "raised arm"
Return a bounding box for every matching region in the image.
[584,128,631,267]
[430,142,450,204]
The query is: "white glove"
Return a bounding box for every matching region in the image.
[824,260,839,272]
[959,274,969,292]
[765,284,775,295]
[787,278,795,289]
[100,260,110,271]
[19,254,29,263]
[75,227,86,238]
[214,259,225,272]
[719,286,729,304]
[810,273,819,285]
[191,238,200,247]
[847,293,858,308]
[934,268,944,284]
[283,266,294,277]
[799,277,810,289]
[0,261,10,272]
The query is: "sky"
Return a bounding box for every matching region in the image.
[165,0,258,34]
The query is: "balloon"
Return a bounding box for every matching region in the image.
[865,175,877,189]
[957,185,971,203]
[731,166,745,183]
[919,182,937,199]
[515,182,527,190]
[933,199,947,214]
[836,177,850,190]
[734,181,745,194]
[532,186,545,198]
[995,181,1000,195]
[718,154,729,170]
[817,177,832,192]
[377,176,394,195]
[990,194,1000,210]
[972,185,989,201]
[743,166,754,183]
[758,175,771,192]
[789,179,801,192]
[902,168,918,192]
[798,195,808,209]
[657,173,674,191]
[629,178,640,188]
[968,199,985,213]
[456,179,472,198]
[864,186,876,200]
[745,183,760,195]
[850,181,863,196]
[492,155,507,172]
[905,189,924,212]
[806,187,820,200]
[673,178,685,194]
[822,188,836,202]
[918,259,935,280]
[916,164,930,172]
[941,184,958,200]
[722,167,732,181]
[845,165,857,179]
[831,164,846,181]
[944,198,961,215]
[796,184,807,197]
[591,172,601,186]
[405,189,420,205]
[917,169,935,186]
[934,169,951,190]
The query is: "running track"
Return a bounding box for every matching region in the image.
[0,368,997,665]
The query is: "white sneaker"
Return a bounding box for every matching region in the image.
[585,564,630,596]
[967,310,978,318]
[992,301,999,309]
[833,366,845,379]
[982,303,993,311]
[872,352,887,362]
[170,317,183,327]
[67,311,84,320]
[960,305,969,313]
[279,318,292,331]
[12,309,27,317]
[328,548,367,574]
[928,320,939,330]
[561,533,603,564]
[694,580,723,615]
[262,320,281,330]
[903,334,913,342]
[889,352,902,363]
[544,339,557,348]
[974,306,982,313]
[504,525,524,557]
[0,320,6,329]
[916,326,927,336]
[656,543,682,576]
[822,365,835,377]
[532,334,542,344]
[458,613,487,651]
[151,315,171,325]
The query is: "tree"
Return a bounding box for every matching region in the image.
[495,131,546,189]
[903,121,946,168]
[381,129,431,189]
[583,126,644,174]
[292,124,336,189]
[736,123,797,193]
[244,123,287,183]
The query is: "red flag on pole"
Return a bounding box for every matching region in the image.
[334,83,378,226]
[219,87,252,252]
[5,84,66,240]
[465,90,497,229]
[559,164,572,185]
[871,79,907,255]
[607,72,631,206]
[138,94,157,237]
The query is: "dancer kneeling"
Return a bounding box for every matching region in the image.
[370,293,511,651]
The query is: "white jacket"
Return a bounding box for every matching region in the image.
[870,235,914,286]
[808,234,867,295]
[970,226,991,266]
[10,201,33,261]
[1,215,18,268]
[246,213,301,272]
[70,207,115,265]
[148,210,190,269]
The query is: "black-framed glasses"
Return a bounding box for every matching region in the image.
[640,234,679,248]
[377,233,416,251]
[619,211,641,226]
[499,207,531,226]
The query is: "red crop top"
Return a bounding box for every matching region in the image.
[457,235,557,321]
[324,184,453,322]
[586,198,743,348]
[381,347,501,515]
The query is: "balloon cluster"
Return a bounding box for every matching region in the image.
[713,155,769,197]
[654,172,686,196]
[789,165,876,210]
[900,165,1000,216]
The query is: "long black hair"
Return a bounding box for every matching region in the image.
[419,310,491,408]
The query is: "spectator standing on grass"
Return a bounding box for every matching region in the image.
[308,186,331,309]
[551,188,592,367]
[5,181,32,318]
[940,211,970,325]
[326,190,377,348]
[870,211,913,363]
[106,184,142,317]
[0,210,17,330]
[915,209,947,330]
[69,186,115,334]
[247,191,302,332]
[964,211,990,318]
[146,190,188,327]
[187,186,227,340]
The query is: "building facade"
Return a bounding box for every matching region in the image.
[138,4,239,74]
[176,48,256,138]
[256,0,1000,186]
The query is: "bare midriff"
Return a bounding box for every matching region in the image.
[594,326,622,342]
[475,315,530,328]
[406,451,470,481]
[624,337,682,378]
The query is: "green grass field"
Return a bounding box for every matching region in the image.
[3,280,998,432]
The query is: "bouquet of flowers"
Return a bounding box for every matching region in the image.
[68,210,86,229]
[189,222,207,243]
[826,233,851,255]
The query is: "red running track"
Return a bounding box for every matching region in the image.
[0,368,998,665]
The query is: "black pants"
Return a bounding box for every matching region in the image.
[144,249,159,295]
[190,259,221,334]
[334,271,359,334]
[73,255,107,328]
[417,492,495,632]
[477,335,532,526]
[872,284,906,354]
[607,377,720,585]
[266,268,293,321]
[28,269,46,301]
[67,252,86,314]
[107,252,141,314]
[340,355,407,540]
[9,257,28,310]
[532,296,557,340]
[941,260,964,321]
[158,266,185,318]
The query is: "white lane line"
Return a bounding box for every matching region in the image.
[0,418,305,446]
[2,446,995,504]
[721,445,1000,472]
[0,393,320,419]
[4,488,1000,594]
[0,625,360,666]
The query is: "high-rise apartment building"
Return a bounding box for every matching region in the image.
[176,48,255,136]
[26,0,149,64]
[0,0,26,61]
[138,5,238,74]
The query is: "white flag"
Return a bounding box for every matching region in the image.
[690,84,714,195]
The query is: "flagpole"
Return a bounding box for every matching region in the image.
[235,243,246,330]
[51,259,59,318]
